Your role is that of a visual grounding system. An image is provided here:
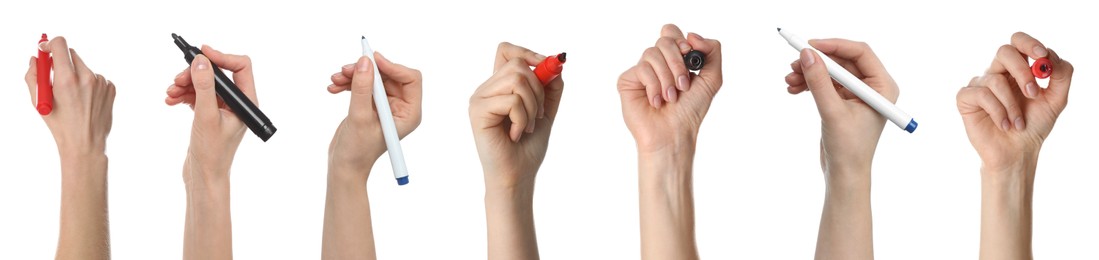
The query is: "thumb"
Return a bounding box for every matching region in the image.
[191,54,219,121]
[348,55,377,121]
[800,49,844,119]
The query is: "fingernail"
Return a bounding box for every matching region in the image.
[342,64,353,70]
[175,71,184,79]
[652,95,663,108]
[195,58,208,70]
[1001,118,1011,131]
[678,41,691,52]
[1026,82,1039,98]
[690,32,702,39]
[526,124,534,134]
[538,107,545,119]
[667,88,678,102]
[357,60,369,72]
[1033,46,1048,58]
[1014,117,1025,131]
[800,49,815,66]
[677,75,688,91]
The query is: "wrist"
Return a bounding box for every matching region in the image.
[636,130,698,156]
[59,153,108,182]
[485,179,535,207]
[823,166,871,193]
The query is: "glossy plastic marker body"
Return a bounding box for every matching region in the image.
[37,34,53,115]
[778,28,918,133]
[361,36,409,186]
[172,33,277,141]
[533,52,566,85]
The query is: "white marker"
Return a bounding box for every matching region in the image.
[362,36,410,185]
[778,28,918,133]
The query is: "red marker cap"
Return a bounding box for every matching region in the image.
[1031,57,1052,79]
[533,52,566,85]
[37,33,53,115]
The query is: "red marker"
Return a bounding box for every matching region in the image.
[533,52,566,85]
[1031,57,1052,79]
[36,33,53,115]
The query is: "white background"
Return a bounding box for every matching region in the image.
[1,0,1095,259]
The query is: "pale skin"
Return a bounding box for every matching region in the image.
[320,53,423,259]
[956,32,1073,260]
[165,45,260,260]
[617,24,722,260]
[784,39,901,260]
[469,42,566,260]
[25,36,116,260]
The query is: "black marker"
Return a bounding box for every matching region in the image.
[684,50,705,71]
[172,33,276,141]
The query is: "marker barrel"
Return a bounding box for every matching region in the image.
[779,29,917,133]
[362,37,409,185]
[36,34,53,115]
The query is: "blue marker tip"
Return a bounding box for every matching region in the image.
[396,176,409,186]
[905,119,918,133]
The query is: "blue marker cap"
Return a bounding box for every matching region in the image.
[396,176,409,186]
[905,119,918,133]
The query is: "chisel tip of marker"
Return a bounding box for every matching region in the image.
[777,27,782,32]
[361,35,365,39]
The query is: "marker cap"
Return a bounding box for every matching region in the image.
[396,176,409,186]
[905,119,918,133]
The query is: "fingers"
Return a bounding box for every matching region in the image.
[327,64,355,93]
[68,48,95,82]
[634,62,664,108]
[982,74,1026,131]
[1044,49,1073,108]
[486,59,540,132]
[200,45,256,101]
[25,57,37,107]
[375,52,420,85]
[472,95,530,142]
[174,68,192,87]
[686,32,723,93]
[989,44,1040,99]
[655,36,690,93]
[190,55,219,121]
[957,82,1010,131]
[494,42,545,72]
[1009,32,1048,59]
[348,56,377,122]
[640,47,677,103]
[799,49,844,119]
[808,39,887,79]
[46,37,74,86]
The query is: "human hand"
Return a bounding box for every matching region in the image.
[165,46,257,186]
[617,24,722,155]
[469,42,565,191]
[24,36,115,162]
[957,32,1073,172]
[326,53,423,179]
[784,39,899,180]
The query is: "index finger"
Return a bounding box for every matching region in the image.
[1010,32,1049,59]
[45,37,75,80]
[808,39,889,79]
[494,42,545,72]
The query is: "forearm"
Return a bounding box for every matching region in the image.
[485,180,538,260]
[979,154,1037,260]
[184,166,232,260]
[638,145,698,260]
[56,153,110,260]
[321,164,375,260]
[815,167,873,260]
